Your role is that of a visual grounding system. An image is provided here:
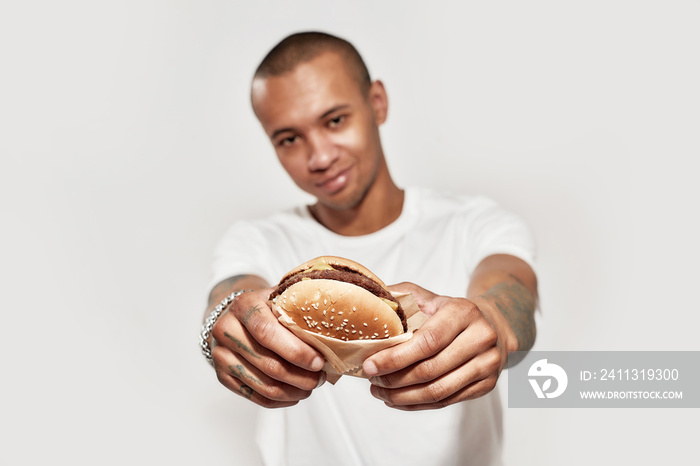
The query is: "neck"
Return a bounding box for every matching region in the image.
[309,172,404,237]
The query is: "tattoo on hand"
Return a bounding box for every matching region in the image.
[481,276,536,352]
[243,305,262,325]
[224,332,261,359]
[229,364,263,386]
[239,384,254,399]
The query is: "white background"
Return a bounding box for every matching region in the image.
[1,1,698,465]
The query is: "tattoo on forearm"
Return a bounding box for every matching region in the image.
[224,332,261,359]
[239,384,254,399]
[243,305,262,325]
[229,364,263,386]
[481,276,536,352]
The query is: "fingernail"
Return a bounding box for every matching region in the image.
[363,359,378,376]
[311,356,325,371]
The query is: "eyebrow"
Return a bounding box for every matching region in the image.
[270,104,351,140]
[319,104,350,120]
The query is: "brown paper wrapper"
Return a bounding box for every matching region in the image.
[271,292,427,384]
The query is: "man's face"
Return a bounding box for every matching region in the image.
[251,52,387,211]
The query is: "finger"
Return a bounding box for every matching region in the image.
[228,290,325,372]
[387,282,441,314]
[363,300,473,377]
[370,346,501,409]
[383,377,498,411]
[213,345,316,408]
[387,282,435,301]
[222,375,298,409]
[213,313,325,391]
[370,318,498,389]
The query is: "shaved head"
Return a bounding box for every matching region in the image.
[254,31,372,96]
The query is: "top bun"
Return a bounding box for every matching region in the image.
[269,256,406,341]
[277,256,388,289]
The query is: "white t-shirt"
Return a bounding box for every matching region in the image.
[210,187,536,466]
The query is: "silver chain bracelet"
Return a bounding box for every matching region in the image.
[199,289,250,366]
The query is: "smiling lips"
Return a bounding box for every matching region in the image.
[316,167,351,195]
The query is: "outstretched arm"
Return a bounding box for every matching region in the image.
[362,254,537,410]
[468,254,538,363]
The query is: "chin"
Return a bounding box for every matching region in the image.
[325,181,376,211]
[318,191,366,212]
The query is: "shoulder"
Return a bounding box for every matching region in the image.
[407,186,532,245]
[210,205,315,287]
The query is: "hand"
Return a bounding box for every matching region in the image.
[362,282,513,411]
[211,288,326,408]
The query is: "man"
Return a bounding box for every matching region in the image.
[202,31,538,466]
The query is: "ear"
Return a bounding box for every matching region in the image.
[368,80,388,125]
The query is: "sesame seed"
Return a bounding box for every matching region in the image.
[374,317,379,322]
[359,331,363,335]
[330,316,334,320]
[352,330,356,334]
[363,323,368,327]
[338,311,343,315]
[384,324,387,329]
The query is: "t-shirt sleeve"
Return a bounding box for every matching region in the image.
[208,221,277,291]
[464,197,537,274]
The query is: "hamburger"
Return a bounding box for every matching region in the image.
[269,256,407,341]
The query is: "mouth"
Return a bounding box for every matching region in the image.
[316,167,352,195]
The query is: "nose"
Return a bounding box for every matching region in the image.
[307,132,338,172]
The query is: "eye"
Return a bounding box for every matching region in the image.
[327,115,345,128]
[278,135,299,147]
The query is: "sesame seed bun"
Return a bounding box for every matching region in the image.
[269,256,406,341]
